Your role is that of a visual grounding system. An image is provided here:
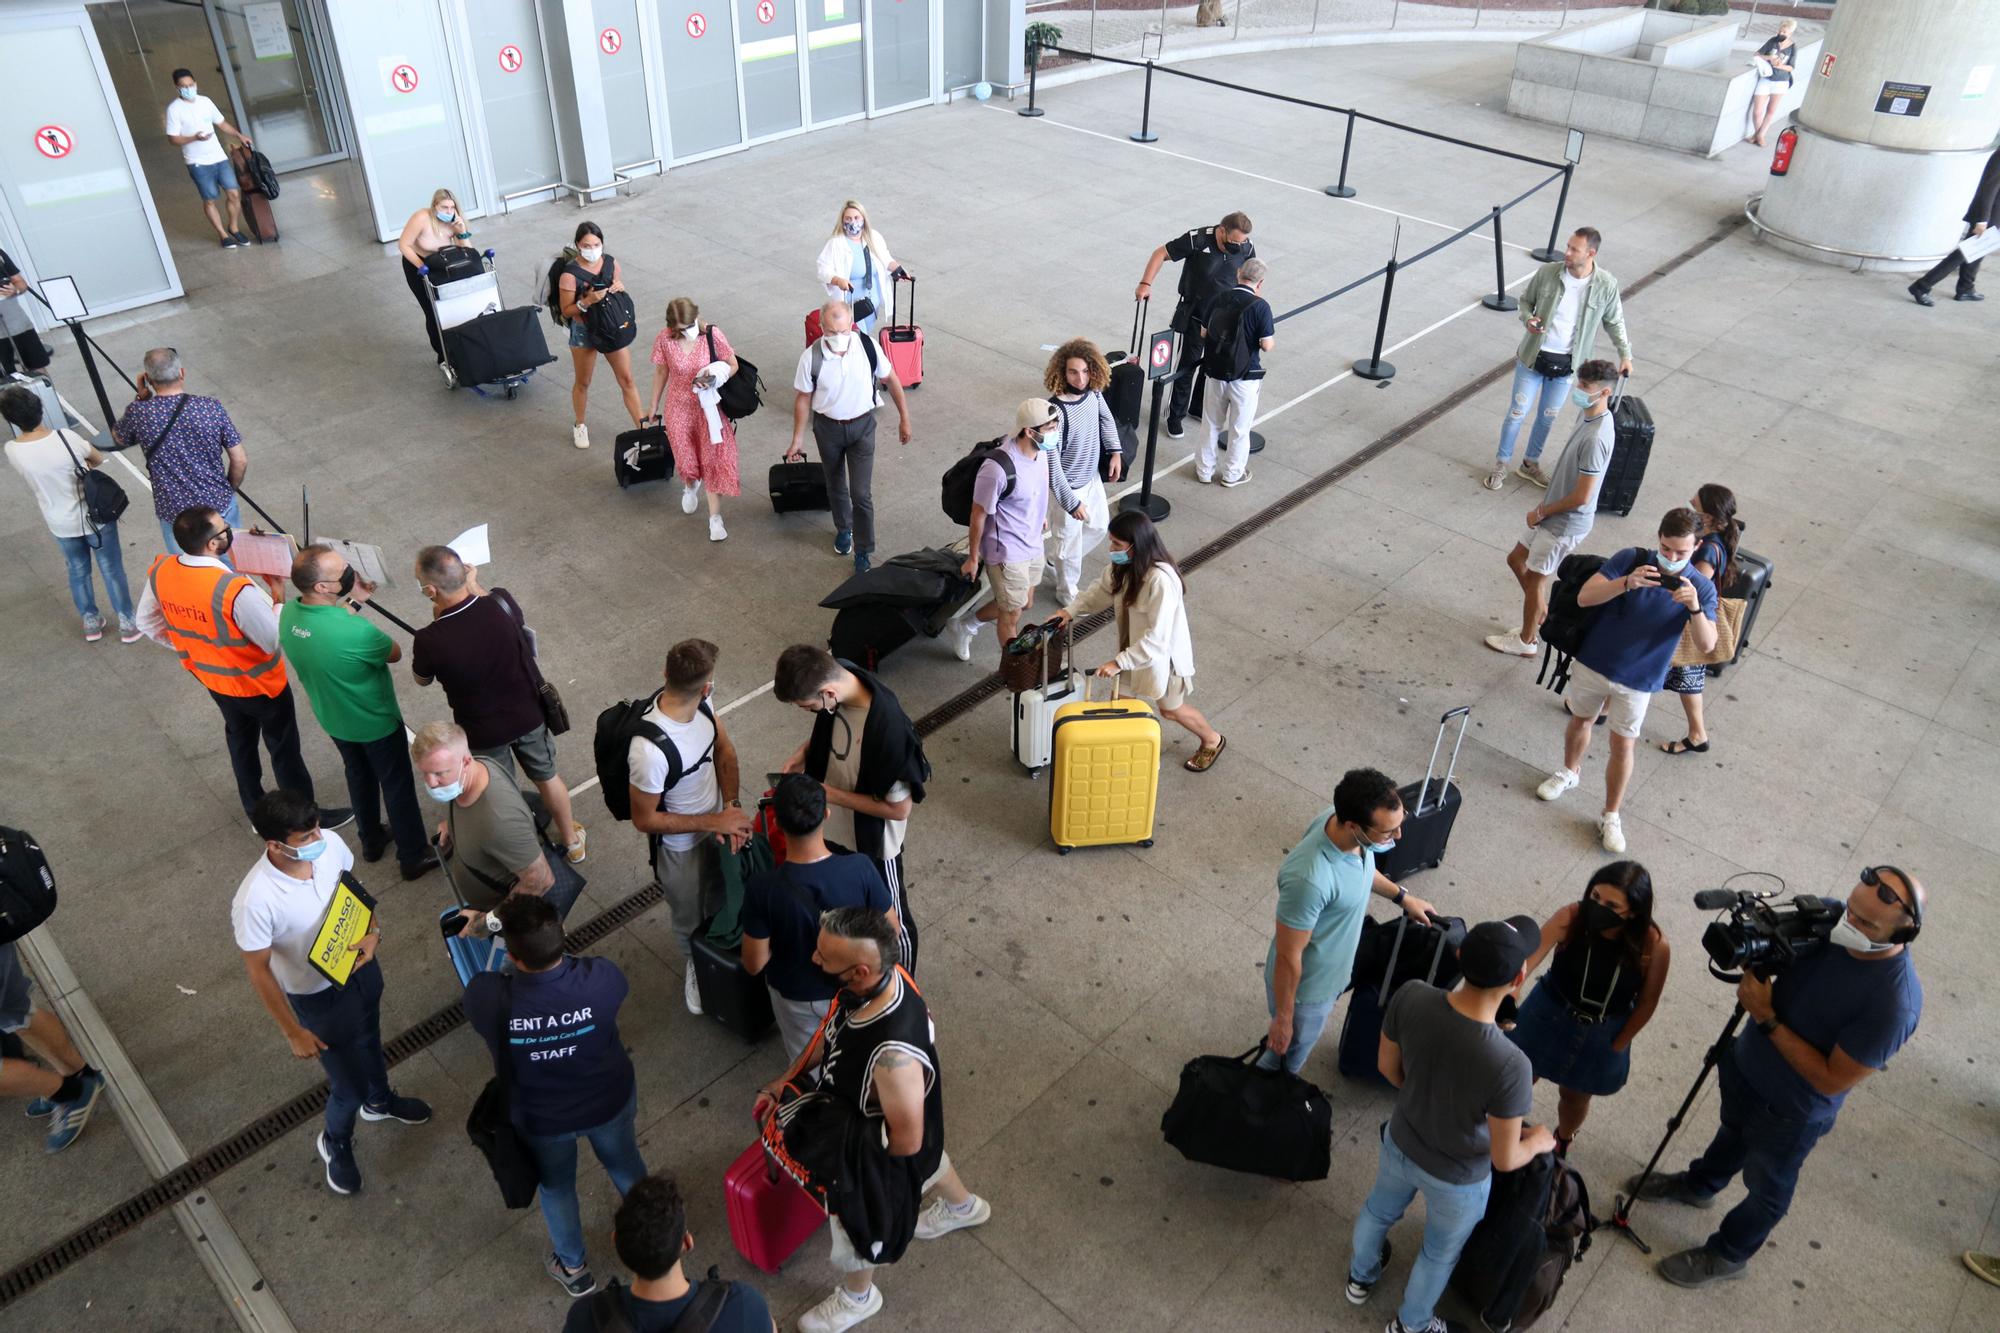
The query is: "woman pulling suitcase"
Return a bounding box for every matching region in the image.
[645,297,742,543]
[396,187,471,365]
[555,222,643,450]
[814,199,907,338]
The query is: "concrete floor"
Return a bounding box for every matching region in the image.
[2,38,1997,1333]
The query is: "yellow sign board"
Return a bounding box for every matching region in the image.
[308,873,377,987]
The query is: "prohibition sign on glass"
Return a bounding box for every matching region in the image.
[684,13,706,38]
[390,63,419,93]
[599,26,624,53]
[34,125,74,159]
[498,44,524,73]
[756,0,775,22]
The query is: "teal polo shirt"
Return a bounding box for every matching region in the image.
[1264,806,1376,1005]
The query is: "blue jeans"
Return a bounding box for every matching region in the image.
[55,523,135,624]
[158,495,240,561]
[1683,1045,1834,1264]
[1350,1125,1493,1331]
[1254,974,1336,1076]
[523,1086,647,1270]
[1496,358,1574,465]
[287,960,391,1141]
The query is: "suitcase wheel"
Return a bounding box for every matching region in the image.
[440,361,458,390]
[1056,845,1072,855]
[1139,839,1154,848]
[504,385,518,400]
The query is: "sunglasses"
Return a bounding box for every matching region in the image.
[1860,865,1918,923]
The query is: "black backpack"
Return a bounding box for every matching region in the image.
[704,326,762,421]
[543,253,574,328]
[941,437,1015,526]
[586,1272,731,1333]
[592,693,716,822]
[0,826,55,944]
[587,289,639,353]
[243,148,280,199]
[1200,289,1258,381]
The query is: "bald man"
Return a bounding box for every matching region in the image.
[1630,866,1925,1288]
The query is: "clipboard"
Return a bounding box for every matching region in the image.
[307,871,378,987]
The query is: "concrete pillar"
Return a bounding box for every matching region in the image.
[1755,0,2000,270]
[538,0,619,201]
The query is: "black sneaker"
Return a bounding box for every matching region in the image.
[318,1131,360,1194]
[1165,418,1186,439]
[1346,1239,1392,1304]
[231,231,252,246]
[220,234,245,250]
[1623,1170,1717,1209]
[359,1093,432,1125]
[319,806,356,832]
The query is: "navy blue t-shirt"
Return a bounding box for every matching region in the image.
[740,854,892,1002]
[1733,914,1923,1122]
[560,1279,771,1333]
[464,955,636,1137]
[1576,547,1718,691]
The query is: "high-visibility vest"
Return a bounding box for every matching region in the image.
[146,555,288,699]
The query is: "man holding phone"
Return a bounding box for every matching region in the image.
[1535,508,1718,853]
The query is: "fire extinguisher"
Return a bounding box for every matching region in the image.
[1770,127,1798,176]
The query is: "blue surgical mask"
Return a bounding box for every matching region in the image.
[1364,838,1395,855]
[1657,552,1691,575]
[1108,549,1132,566]
[1571,388,1594,408]
[427,779,463,803]
[435,208,456,223]
[178,85,197,101]
[843,220,863,238]
[282,836,327,863]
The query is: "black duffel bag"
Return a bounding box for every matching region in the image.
[1160,1041,1331,1181]
[0,826,56,944]
[464,976,540,1208]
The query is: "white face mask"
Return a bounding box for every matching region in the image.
[681,325,700,340]
[825,332,851,352]
[1828,915,1896,954]
[579,246,603,264]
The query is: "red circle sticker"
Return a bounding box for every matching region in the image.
[599,26,623,54]
[390,63,419,93]
[33,125,74,159]
[684,13,706,38]
[498,44,523,73]
[756,0,774,22]
[1151,340,1172,368]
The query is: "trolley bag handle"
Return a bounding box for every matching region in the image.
[1373,911,1450,1006]
[1609,368,1631,412]
[1412,706,1472,817]
[1081,673,1126,705]
[893,271,915,332]
[1128,295,1150,358]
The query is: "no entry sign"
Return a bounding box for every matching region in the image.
[684,13,706,38]
[498,44,524,73]
[34,125,74,159]
[599,26,623,54]
[1147,330,1176,378]
[756,0,775,22]
[390,63,419,93]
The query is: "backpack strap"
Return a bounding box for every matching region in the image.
[809,332,879,392]
[586,1282,637,1333]
[991,444,1016,501]
[665,1273,733,1333]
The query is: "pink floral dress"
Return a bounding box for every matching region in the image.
[648,324,741,496]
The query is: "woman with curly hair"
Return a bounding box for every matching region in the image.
[1041,338,1124,606]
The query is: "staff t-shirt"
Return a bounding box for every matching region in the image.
[1264,808,1374,1006]
[1536,409,1614,540]
[822,696,910,860]
[1385,983,1534,1183]
[741,853,893,1002]
[629,702,721,854]
[447,759,544,908]
[464,955,636,1136]
[230,831,358,997]
[560,1281,773,1333]
[1576,547,1718,692]
[1541,267,1588,356]
[278,601,402,743]
[166,94,229,166]
[973,446,1050,566]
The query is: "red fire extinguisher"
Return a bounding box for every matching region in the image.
[1770,127,1798,176]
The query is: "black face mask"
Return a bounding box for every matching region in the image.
[1222,240,1243,255]
[212,527,234,554]
[1581,898,1625,935]
[335,566,357,597]
[835,967,892,1012]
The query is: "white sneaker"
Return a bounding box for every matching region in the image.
[1517,459,1551,487]
[682,480,702,514]
[1599,812,1627,853]
[1484,629,1538,657]
[798,1284,883,1333]
[572,423,590,450]
[914,1194,991,1240]
[948,615,984,663]
[1482,463,1508,491]
[709,514,728,542]
[684,968,703,1016]
[1537,768,1580,802]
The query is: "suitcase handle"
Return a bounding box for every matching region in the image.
[1081,673,1124,703]
[1375,912,1451,1007]
[1411,706,1472,817]
[1129,295,1149,358]
[1609,369,1631,411]
[892,270,915,332]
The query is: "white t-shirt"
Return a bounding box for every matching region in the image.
[230,831,357,997]
[793,334,888,422]
[821,697,910,860]
[629,702,722,853]
[4,429,91,538]
[1541,268,1588,356]
[166,94,229,166]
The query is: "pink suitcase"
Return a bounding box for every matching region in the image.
[724,1138,825,1273]
[882,273,923,388]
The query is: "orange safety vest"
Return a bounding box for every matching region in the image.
[146,555,288,699]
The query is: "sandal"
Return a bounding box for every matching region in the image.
[1659,737,1710,755]
[1184,735,1227,773]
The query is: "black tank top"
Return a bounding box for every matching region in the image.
[1549,929,1642,1019]
[819,970,945,1180]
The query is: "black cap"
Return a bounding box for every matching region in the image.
[1459,915,1540,987]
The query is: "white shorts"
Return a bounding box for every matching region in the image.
[1753,77,1790,96]
[1520,525,1585,577]
[828,1150,954,1272]
[1563,662,1651,739]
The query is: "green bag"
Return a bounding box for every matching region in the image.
[704,831,776,948]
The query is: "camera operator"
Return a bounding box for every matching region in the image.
[1629,867,1925,1289]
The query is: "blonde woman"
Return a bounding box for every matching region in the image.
[396,187,471,363]
[1042,338,1123,606]
[1749,19,1798,147]
[646,297,742,542]
[815,199,908,337]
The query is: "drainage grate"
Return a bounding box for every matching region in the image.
[0,216,1740,1309]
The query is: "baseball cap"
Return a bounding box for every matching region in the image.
[1016,398,1061,433]
[1458,915,1540,987]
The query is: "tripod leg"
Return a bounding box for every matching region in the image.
[1604,1004,1748,1255]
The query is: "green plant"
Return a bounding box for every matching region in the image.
[1025,21,1063,68]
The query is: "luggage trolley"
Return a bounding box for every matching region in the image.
[422,248,555,399]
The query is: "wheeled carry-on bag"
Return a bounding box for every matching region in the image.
[1012,620,1084,776]
[228,145,278,243]
[1336,913,1467,1085]
[725,1139,826,1273]
[691,912,775,1041]
[769,460,831,513]
[1708,546,1772,677]
[1372,706,1471,881]
[1597,377,1653,518]
[443,307,557,389]
[613,421,673,489]
[434,841,507,987]
[1160,1041,1332,1181]
[1049,678,1161,853]
[882,273,923,388]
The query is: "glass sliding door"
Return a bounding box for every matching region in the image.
[738,0,803,140]
[463,0,563,200]
[212,0,348,169]
[806,0,864,124]
[941,0,982,94]
[867,0,931,112]
[653,0,744,160]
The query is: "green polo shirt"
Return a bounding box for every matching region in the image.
[278,600,401,743]
[1264,805,1376,1005]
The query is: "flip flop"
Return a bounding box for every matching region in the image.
[1184,735,1227,773]
[1659,737,1710,755]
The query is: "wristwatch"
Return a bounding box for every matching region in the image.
[1756,1015,1779,1035]
[1391,885,1408,908]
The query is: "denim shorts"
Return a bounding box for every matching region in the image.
[566,318,590,350]
[187,158,236,201]
[0,941,34,1033]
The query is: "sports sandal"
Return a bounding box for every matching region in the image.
[1659,737,1710,755]
[1184,736,1227,772]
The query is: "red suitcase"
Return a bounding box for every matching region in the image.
[882,273,923,388]
[724,1139,824,1273]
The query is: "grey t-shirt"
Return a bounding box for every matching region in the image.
[1537,409,1614,540]
[447,758,544,909]
[1384,983,1534,1184]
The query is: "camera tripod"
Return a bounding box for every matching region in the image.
[1599,1001,1747,1255]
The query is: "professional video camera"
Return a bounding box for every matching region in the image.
[1695,883,1841,978]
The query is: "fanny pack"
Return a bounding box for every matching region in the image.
[1531,349,1574,380]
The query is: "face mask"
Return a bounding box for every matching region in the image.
[213,528,234,555]
[1656,552,1691,575]
[1571,388,1596,408]
[435,208,456,223]
[334,566,357,597]
[681,325,700,340]
[825,333,851,353]
[843,220,863,238]
[1581,898,1625,934]
[179,86,197,101]
[1829,916,1895,954]
[1363,837,1395,855]
[426,778,463,803]
[280,836,327,863]
[1222,240,1243,254]
[1032,429,1056,452]
[1108,549,1132,566]
[579,246,602,264]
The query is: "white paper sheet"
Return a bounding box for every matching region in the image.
[448,524,490,566]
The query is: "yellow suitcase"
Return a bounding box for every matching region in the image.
[1048,680,1161,853]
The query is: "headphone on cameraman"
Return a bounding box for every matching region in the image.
[1862,865,1921,945]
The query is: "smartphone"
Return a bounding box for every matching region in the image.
[438,911,465,939]
[1657,570,1684,591]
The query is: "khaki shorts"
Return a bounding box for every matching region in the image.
[473,721,559,784]
[1520,524,1586,577]
[1563,662,1651,739]
[1158,672,1193,711]
[985,557,1046,614]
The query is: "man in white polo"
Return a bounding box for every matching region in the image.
[786,299,913,577]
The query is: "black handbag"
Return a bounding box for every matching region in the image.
[704,326,762,421]
[1160,1041,1332,1181]
[466,976,541,1208]
[56,430,129,536]
[585,271,638,353]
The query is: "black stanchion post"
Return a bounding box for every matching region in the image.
[1481,206,1518,312]
[1130,61,1159,143]
[364,602,419,635]
[65,323,121,442]
[1352,258,1399,382]
[1118,378,1172,522]
[1325,110,1357,198]
[1019,50,1046,117]
[1531,162,1573,263]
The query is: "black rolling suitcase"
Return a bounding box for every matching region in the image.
[828,603,926,673]
[769,460,830,513]
[614,421,673,488]
[1160,1042,1332,1181]
[444,307,557,387]
[1597,379,1653,518]
[1373,706,1470,881]
[1102,298,1147,481]
[1337,913,1468,1085]
[1709,547,1772,678]
[691,914,775,1041]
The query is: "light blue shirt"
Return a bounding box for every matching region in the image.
[1265,806,1376,1005]
[845,239,883,336]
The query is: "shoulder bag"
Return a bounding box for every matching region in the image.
[1671,596,1745,669]
[464,976,541,1208]
[55,430,129,540]
[493,589,570,735]
[704,325,762,421]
